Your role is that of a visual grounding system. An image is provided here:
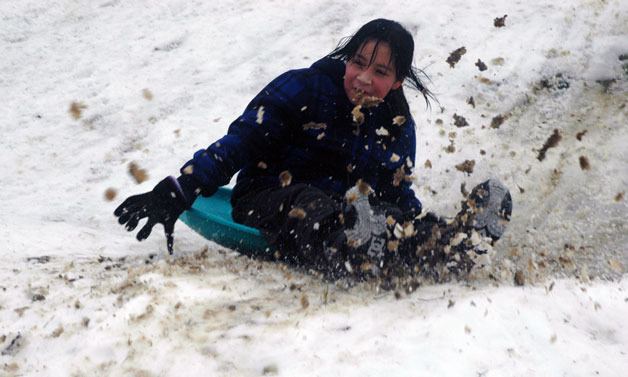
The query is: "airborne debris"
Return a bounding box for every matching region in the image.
[424,159,432,169]
[455,160,475,175]
[142,89,153,101]
[302,122,327,130]
[494,15,507,27]
[392,115,406,126]
[490,114,507,129]
[352,105,365,126]
[128,161,149,184]
[376,127,389,136]
[615,192,624,202]
[453,113,469,128]
[446,47,467,68]
[104,188,117,201]
[514,270,525,286]
[579,156,590,170]
[537,129,562,161]
[475,59,488,71]
[257,161,268,169]
[279,170,292,187]
[69,101,87,120]
[288,207,306,220]
[467,96,475,108]
[576,130,588,141]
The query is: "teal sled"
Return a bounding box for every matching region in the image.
[179,187,269,254]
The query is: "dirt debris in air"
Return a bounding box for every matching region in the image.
[576,130,588,141]
[579,156,591,171]
[490,114,507,129]
[142,88,153,101]
[104,188,117,201]
[128,161,149,184]
[453,113,469,128]
[455,160,475,175]
[69,101,87,120]
[537,129,562,161]
[494,15,507,27]
[279,170,292,187]
[475,59,488,71]
[467,96,475,108]
[447,47,467,68]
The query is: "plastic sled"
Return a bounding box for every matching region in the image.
[179,187,269,254]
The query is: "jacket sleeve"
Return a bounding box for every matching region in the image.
[376,119,422,216]
[177,70,309,202]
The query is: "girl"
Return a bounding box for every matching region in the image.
[115,19,511,280]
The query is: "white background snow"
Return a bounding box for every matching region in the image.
[1,0,627,375]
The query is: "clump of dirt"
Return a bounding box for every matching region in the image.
[467,96,476,108]
[447,47,467,68]
[128,162,149,184]
[142,89,153,101]
[537,129,562,161]
[475,59,487,71]
[579,156,591,170]
[494,15,507,27]
[453,113,469,128]
[490,114,507,129]
[576,130,588,141]
[104,188,117,201]
[69,101,87,120]
[279,170,292,187]
[455,160,476,175]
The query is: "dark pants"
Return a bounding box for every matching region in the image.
[232,184,345,268]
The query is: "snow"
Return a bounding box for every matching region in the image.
[1,0,627,375]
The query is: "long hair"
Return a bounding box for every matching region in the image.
[327,19,436,116]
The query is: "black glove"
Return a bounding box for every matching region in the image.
[114,176,191,254]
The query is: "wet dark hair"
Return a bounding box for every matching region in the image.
[327,19,436,116]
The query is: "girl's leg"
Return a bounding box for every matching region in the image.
[232,184,344,269]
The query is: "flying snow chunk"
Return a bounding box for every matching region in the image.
[376,127,389,136]
[256,106,265,124]
[392,115,406,126]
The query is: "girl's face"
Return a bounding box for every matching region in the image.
[343,40,403,105]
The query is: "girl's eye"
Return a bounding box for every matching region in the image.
[376,69,388,76]
[352,59,366,67]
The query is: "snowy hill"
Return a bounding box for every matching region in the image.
[1,0,626,375]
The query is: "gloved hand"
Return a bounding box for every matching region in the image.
[114,176,191,254]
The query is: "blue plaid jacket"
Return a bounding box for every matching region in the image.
[179,57,422,214]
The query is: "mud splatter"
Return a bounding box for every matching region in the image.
[447,47,467,68]
[455,160,475,175]
[475,59,487,71]
[453,113,469,128]
[494,15,507,27]
[537,129,562,161]
[579,156,590,170]
[128,162,149,184]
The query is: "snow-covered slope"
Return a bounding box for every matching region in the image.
[1,0,626,375]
